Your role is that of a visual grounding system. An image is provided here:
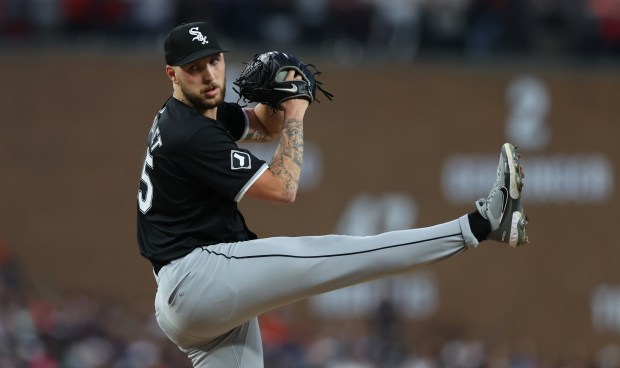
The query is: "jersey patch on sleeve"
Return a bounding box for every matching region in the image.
[230,150,252,170]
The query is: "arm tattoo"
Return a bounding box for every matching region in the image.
[270,118,303,193]
[245,127,272,143]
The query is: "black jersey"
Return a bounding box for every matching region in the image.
[137,97,267,270]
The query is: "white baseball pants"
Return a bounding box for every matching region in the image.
[153,215,478,367]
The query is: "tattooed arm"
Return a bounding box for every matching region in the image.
[242,104,284,143]
[244,69,309,203]
[245,98,308,203]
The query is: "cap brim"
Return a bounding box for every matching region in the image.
[173,48,230,66]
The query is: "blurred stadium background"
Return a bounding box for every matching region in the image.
[1,0,620,367]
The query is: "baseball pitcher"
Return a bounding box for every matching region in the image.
[136,21,528,368]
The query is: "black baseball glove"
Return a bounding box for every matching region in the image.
[233,51,334,109]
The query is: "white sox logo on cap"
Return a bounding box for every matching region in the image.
[189,27,209,45]
[231,150,251,170]
[164,22,229,66]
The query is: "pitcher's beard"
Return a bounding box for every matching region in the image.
[184,86,226,114]
[177,73,227,114]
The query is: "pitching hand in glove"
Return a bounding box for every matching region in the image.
[233,51,334,110]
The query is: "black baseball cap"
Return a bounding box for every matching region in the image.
[164,22,230,66]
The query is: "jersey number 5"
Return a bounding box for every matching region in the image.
[138,148,154,214]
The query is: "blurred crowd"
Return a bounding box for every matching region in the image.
[1,0,620,62]
[0,249,191,367]
[1,242,620,368]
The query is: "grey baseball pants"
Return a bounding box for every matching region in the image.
[153,215,478,367]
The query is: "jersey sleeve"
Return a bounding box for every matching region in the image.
[217,102,248,142]
[183,125,267,202]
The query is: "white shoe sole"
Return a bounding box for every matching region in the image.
[509,211,524,247]
[503,143,521,200]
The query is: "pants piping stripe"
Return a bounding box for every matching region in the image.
[200,232,462,260]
